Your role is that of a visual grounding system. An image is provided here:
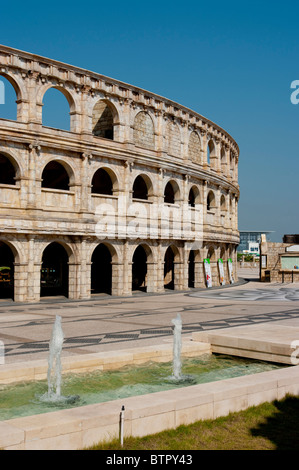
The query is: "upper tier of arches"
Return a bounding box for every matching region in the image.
[0,45,239,184]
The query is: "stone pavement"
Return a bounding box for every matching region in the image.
[1,267,299,365]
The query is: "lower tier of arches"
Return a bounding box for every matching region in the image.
[0,235,238,302]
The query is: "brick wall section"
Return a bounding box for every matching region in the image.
[133,112,155,150]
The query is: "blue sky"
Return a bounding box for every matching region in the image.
[0,0,298,242]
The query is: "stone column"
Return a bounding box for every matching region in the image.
[79,237,91,300]
[26,236,41,302]
[27,143,41,209]
[111,262,123,296]
[156,243,165,292]
[122,241,132,296]
[68,261,80,300]
[200,129,208,168]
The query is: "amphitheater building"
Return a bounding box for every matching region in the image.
[0,45,239,303]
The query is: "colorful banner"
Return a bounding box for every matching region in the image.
[218,258,225,285]
[228,258,235,284]
[204,258,212,288]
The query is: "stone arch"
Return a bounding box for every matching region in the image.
[41,85,76,132]
[88,241,120,297]
[0,72,22,101]
[40,241,74,298]
[164,179,180,204]
[188,185,200,207]
[220,245,226,260]
[91,243,116,295]
[207,138,216,165]
[220,194,226,211]
[166,120,181,157]
[220,146,226,168]
[0,240,22,300]
[207,190,216,211]
[230,151,235,178]
[207,245,216,261]
[131,244,152,292]
[164,244,181,290]
[188,249,195,288]
[132,173,154,200]
[0,74,18,121]
[133,111,155,150]
[188,131,201,162]
[0,152,20,185]
[91,167,118,195]
[41,159,75,190]
[92,99,118,140]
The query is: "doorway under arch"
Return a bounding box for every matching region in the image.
[188,250,195,288]
[164,246,176,290]
[132,245,148,292]
[0,242,14,300]
[91,244,112,295]
[41,243,69,298]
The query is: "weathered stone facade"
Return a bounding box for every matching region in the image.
[0,45,239,302]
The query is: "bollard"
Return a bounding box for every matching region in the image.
[120,405,125,447]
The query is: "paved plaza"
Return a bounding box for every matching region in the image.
[1,267,299,365]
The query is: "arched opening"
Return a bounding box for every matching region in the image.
[188,250,195,288]
[42,87,72,131]
[188,186,200,207]
[0,154,16,185]
[207,190,215,211]
[220,194,226,212]
[92,100,114,139]
[188,188,195,208]
[133,175,148,200]
[221,147,226,167]
[164,182,174,204]
[0,242,14,300]
[207,247,215,261]
[91,168,113,195]
[42,161,70,190]
[132,245,148,292]
[207,139,215,165]
[41,243,69,298]
[164,180,179,204]
[0,75,18,121]
[91,244,112,295]
[230,152,235,178]
[164,246,176,290]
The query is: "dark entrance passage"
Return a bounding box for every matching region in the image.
[132,245,147,292]
[0,242,14,300]
[91,244,112,295]
[41,243,69,297]
[188,250,195,288]
[164,246,175,290]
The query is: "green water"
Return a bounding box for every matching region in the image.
[0,354,285,421]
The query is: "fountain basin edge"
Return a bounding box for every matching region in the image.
[1,325,299,451]
[1,364,299,450]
